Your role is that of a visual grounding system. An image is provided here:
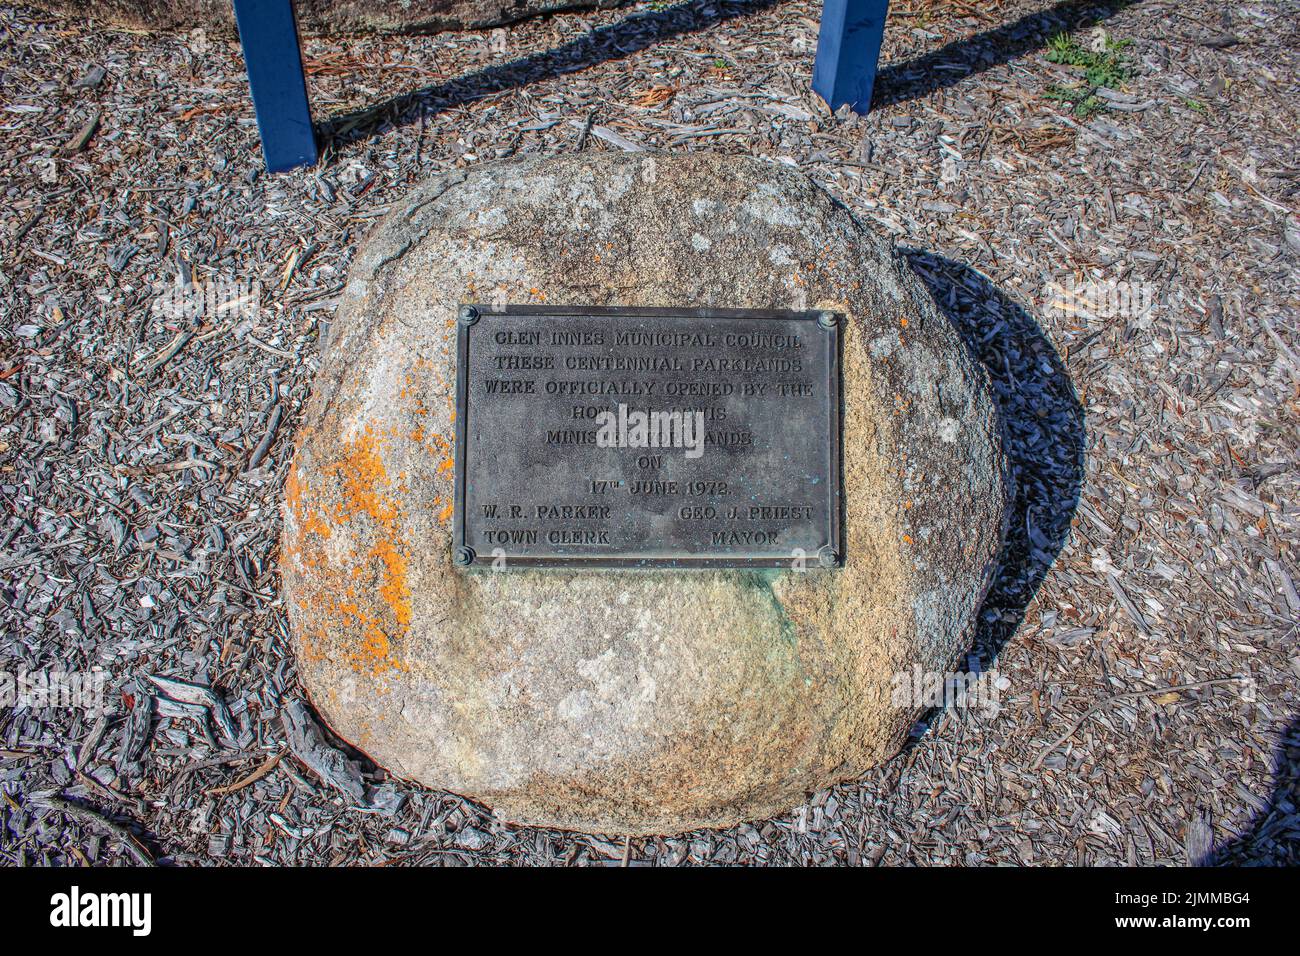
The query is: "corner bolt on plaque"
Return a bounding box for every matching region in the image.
[452,305,842,569]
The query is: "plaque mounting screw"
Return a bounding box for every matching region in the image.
[817,546,839,568]
[458,306,480,326]
[817,311,838,330]
[453,546,475,566]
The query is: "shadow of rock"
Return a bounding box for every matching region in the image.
[905,251,1086,669]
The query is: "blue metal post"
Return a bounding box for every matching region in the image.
[813,0,890,114]
[232,0,317,172]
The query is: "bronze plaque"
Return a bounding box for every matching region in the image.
[452,305,841,568]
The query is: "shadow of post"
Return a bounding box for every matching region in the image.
[905,251,1086,665]
[317,0,1148,152]
[319,0,784,150]
[872,0,1144,109]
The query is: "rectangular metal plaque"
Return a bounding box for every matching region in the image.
[453,305,842,568]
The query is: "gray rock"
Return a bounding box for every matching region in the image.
[282,153,1008,835]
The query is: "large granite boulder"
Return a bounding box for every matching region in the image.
[29,0,629,36]
[282,153,1008,835]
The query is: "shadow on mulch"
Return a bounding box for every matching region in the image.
[872,0,1145,110]
[319,0,782,149]
[1207,713,1300,866]
[908,255,1298,867]
[906,251,1086,676]
[317,0,1145,151]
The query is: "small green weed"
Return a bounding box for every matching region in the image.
[1046,33,1132,88]
[1044,32,1133,118]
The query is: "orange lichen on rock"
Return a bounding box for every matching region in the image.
[372,538,412,628]
[334,427,397,523]
[286,425,413,677]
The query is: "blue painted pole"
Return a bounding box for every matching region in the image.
[232,0,317,172]
[813,0,890,114]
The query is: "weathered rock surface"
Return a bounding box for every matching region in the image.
[282,153,1008,835]
[30,0,628,36]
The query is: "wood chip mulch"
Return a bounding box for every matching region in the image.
[1,0,1296,865]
